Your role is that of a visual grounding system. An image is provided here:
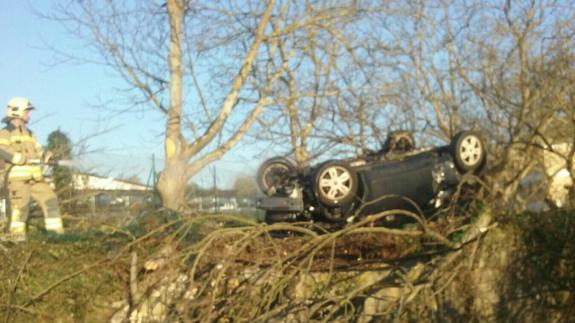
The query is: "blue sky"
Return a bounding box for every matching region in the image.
[0,1,260,188]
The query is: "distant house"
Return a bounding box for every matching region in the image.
[72,173,152,211]
[541,143,573,208]
[73,174,150,192]
[536,118,575,208]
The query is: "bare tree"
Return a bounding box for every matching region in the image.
[530,49,575,208]
[267,0,575,209]
[157,0,279,210]
[48,0,575,211]
[455,0,575,207]
[47,0,293,211]
[251,1,417,163]
[50,0,397,211]
[362,0,575,209]
[251,1,366,166]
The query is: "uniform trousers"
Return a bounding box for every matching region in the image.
[8,179,63,236]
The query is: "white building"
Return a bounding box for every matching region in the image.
[73,174,150,191]
[71,174,153,213]
[542,143,573,208]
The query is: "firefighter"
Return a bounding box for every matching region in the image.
[0,97,63,241]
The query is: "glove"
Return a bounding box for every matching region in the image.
[43,151,54,165]
[11,152,27,165]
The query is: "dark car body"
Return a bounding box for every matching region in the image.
[256,131,485,225]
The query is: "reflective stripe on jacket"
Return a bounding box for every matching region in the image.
[9,165,43,180]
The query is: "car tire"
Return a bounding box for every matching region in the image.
[451,131,486,173]
[314,161,358,208]
[257,157,296,196]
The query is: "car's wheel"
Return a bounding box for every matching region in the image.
[314,161,358,207]
[257,157,296,196]
[451,131,486,173]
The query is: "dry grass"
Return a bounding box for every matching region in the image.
[1,206,573,322]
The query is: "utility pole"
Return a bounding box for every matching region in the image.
[213,127,223,215]
[146,154,160,208]
[212,165,218,214]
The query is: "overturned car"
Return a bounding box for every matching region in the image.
[256,131,486,225]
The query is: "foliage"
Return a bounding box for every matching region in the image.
[46,130,72,160]
[46,129,74,213]
[497,210,575,320]
[0,233,127,322]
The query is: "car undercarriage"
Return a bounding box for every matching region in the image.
[256,131,486,227]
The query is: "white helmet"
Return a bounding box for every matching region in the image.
[6,97,35,119]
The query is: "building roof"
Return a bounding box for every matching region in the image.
[72,173,151,191]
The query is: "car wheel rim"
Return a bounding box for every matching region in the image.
[459,135,482,167]
[319,166,352,200]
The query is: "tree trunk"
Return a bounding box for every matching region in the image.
[294,145,309,168]
[159,0,187,212]
[157,157,189,212]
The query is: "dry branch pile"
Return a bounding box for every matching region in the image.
[108,210,482,322]
[1,208,574,322]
